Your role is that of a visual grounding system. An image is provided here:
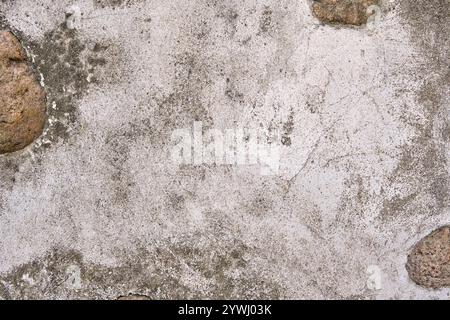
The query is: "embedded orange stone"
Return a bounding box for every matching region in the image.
[0,31,46,154]
[312,0,379,26]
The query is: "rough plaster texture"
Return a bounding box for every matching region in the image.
[0,0,448,299]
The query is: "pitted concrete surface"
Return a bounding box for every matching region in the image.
[0,0,448,299]
[0,31,46,154]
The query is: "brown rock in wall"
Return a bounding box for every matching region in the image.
[312,0,379,26]
[0,31,46,154]
[406,226,450,289]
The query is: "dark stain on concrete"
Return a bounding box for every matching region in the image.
[0,158,19,192]
[259,6,274,34]
[245,194,274,217]
[216,6,239,39]
[25,24,114,148]
[0,12,6,30]
[225,77,245,104]
[0,239,282,299]
[381,1,449,220]
[29,25,87,145]
[337,174,371,225]
[93,0,144,9]
[281,110,294,146]
[102,131,133,207]
[151,50,214,145]
[167,193,187,212]
[0,281,11,300]
[398,0,449,67]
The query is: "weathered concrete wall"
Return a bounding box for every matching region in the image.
[0,0,448,299]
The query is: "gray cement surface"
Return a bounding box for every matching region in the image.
[0,0,448,299]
